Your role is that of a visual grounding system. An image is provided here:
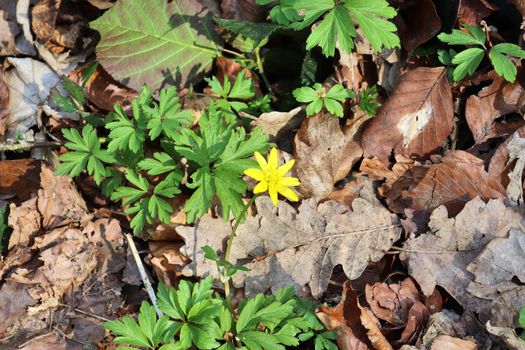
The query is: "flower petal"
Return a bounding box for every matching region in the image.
[277,159,295,176]
[244,168,265,181]
[279,176,300,187]
[277,186,299,202]
[268,148,279,170]
[254,151,268,172]
[253,181,268,194]
[268,185,279,206]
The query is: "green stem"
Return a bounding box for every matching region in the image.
[254,48,273,95]
[219,46,246,59]
[223,195,259,309]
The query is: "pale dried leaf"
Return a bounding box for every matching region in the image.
[362,67,453,165]
[505,132,525,205]
[401,197,525,313]
[250,107,304,140]
[430,335,477,350]
[486,321,525,350]
[359,304,393,350]
[8,198,40,249]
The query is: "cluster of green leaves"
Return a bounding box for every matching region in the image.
[105,276,337,350]
[258,0,399,57]
[57,80,269,234]
[438,25,525,82]
[0,205,11,256]
[293,83,380,117]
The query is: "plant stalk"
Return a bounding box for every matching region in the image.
[254,48,273,95]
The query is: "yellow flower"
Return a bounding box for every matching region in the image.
[244,147,301,206]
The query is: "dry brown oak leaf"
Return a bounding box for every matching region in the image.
[383,150,505,217]
[400,197,525,316]
[361,67,453,166]
[176,196,402,298]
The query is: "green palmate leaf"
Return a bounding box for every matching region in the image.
[358,86,381,116]
[293,83,352,117]
[146,87,193,140]
[238,331,285,350]
[451,47,485,81]
[138,152,178,176]
[438,26,486,47]
[206,71,256,114]
[344,0,399,52]
[56,125,114,185]
[215,18,284,52]
[306,5,356,57]
[90,0,222,91]
[490,43,525,82]
[176,107,268,222]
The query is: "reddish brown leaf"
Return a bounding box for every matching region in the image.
[465,78,525,144]
[359,305,393,350]
[383,150,506,216]
[458,0,497,26]
[294,114,367,201]
[0,159,41,203]
[488,125,525,187]
[397,0,442,52]
[68,63,138,112]
[361,67,454,165]
[316,282,370,350]
[220,0,265,22]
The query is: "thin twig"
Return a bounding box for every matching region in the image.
[126,234,163,317]
[72,308,111,322]
[0,141,61,152]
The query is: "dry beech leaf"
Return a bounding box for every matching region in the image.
[383,151,506,216]
[430,335,477,350]
[294,114,368,201]
[0,159,41,202]
[177,196,401,297]
[316,282,370,350]
[401,197,525,314]
[250,107,304,140]
[508,0,525,17]
[69,63,138,112]
[148,241,189,288]
[361,67,453,165]
[465,78,524,145]
[458,0,497,26]
[397,0,441,52]
[8,198,41,250]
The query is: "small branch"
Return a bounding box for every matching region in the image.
[0,141,61,152]
[126,234,163,317]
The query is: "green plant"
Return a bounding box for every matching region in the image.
[105,276,338,350]
[438,25,525,82]
[293,83,354,117]
[357,86,381,116]
[518,306,525,340]
[258,0,399,57]
[57,81,269,234]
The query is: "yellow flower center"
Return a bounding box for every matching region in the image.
[264,169,280,188]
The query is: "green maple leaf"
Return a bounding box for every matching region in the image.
[56,125,114,185]
[489,43,525,82]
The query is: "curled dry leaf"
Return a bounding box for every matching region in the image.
[383,151,505,216]
[465,78,525,145]
[396,0,442,52]
[485,321,525,350]
[31,0,99,74]
[503,132,525,205]
[401,197,525,315]
[178,196,401,297]
[8,198,40,250]
[488,126,525,188]
[457,0,497,26]
[0,68,9,138]
[359,305,393,350]
[294,113,369,201]
[361,67,454,165]
[148,241,189,288]
[250,107,304,140]
[366,278,433,347]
